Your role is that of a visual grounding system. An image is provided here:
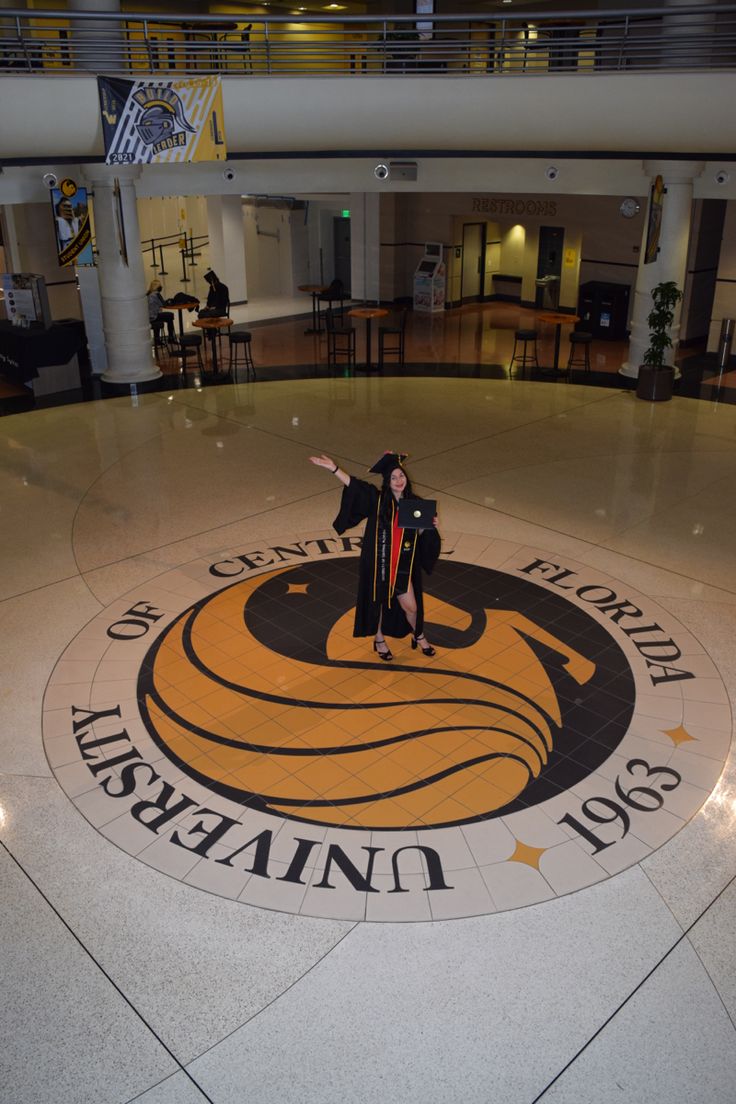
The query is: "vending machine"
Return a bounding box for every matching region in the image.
[413,242,446,313]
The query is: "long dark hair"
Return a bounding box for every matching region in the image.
[378,467,415,526]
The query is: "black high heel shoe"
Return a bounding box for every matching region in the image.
[373,638,393,661]
[411,634,436,657]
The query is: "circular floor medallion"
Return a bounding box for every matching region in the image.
[43,535,732,921]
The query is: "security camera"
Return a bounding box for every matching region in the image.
[374,163,390,181]
[42,172,58,190]
[222,167,236,182]
[715,170,730,185]
[545,166,559,182]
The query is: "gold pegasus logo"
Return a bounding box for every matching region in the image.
[141,566,595,830]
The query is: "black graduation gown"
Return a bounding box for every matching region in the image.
[333,476,441,638]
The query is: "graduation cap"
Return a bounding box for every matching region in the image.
[368,451,408,479]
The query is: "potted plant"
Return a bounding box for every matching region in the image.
[636,280,683,402]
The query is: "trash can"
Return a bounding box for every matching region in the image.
[577,281,630,340]
[717,318,734,370]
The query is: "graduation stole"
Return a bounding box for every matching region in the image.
[373,496,418,606]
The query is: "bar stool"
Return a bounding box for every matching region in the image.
[151,319,170,357]
[173,334,204,372]
[378,309,407,369]
[326,310,356,371]
[510,329,539,378]
[567,331,592,374]
[228,331,255,380]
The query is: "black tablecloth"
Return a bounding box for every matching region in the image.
[0,319,86,385]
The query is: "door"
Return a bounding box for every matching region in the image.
[333,216,351,296]
[461,222,485,302]
[536,225,564,308]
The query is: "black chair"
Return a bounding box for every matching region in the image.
[228,330,255,381]
[378,309,407,369]
[221,24,252,72]
[318,279,347,325]
[325,309,355,371]
[567,331,593,374]
[510,329,539,378]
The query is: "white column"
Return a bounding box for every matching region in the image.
[206,195,247,303]
[76,266,108,376]
[83,164,161,384]
[620,160,704,378]
[659,0,716,68]
[69,0,124,72]
[350,192,380,303]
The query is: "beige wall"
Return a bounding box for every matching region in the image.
[709,201,736,352]
[136,195,210,300]
[380,193,641,311]
[242,201,297,298]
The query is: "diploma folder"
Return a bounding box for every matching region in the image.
[398,498,436,529]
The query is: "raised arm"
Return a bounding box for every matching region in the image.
[309,454,351,487]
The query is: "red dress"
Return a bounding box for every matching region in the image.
[333,477,441,639]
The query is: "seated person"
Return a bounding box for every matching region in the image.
[198,270,229,318]
[147,279,176,342]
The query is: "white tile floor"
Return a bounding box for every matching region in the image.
[1,377,735,1103]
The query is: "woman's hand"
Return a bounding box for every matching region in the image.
[309,454,350,486]
[309,454,336,470]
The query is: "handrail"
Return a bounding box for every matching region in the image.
[2,6,733,25]
[143,231,209,286]
[1,5,735,77]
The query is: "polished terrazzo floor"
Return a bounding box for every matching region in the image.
[2,373,736,1102]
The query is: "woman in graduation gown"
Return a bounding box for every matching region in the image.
[309,451,440,660]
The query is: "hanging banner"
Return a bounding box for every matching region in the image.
[51,180,95,268]
[644,174,664,265]
[97,75,226,165]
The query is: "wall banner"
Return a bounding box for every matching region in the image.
[51,180,95,268]
[644,174,664,265]
[98,76,227,165]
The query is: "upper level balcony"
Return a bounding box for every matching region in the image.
[1,5,736,167]
[2,3,736,78]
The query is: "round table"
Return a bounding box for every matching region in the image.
[537,312,580,373]
[193,317,233,375]
[168,300,200,343]
[348,307,389,372]
[298,284,329,335]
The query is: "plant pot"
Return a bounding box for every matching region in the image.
[636,365,674,402]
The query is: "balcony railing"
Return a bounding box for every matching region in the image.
[1,6,735,77]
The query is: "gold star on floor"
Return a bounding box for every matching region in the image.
[286,583,309,595]
[663,724,696,746]
[508,840,547,869]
